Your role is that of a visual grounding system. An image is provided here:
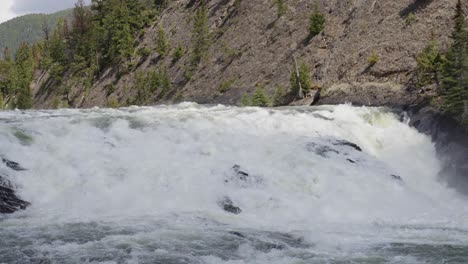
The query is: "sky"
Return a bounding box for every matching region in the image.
[0,0,88,23]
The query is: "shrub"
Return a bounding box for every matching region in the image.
[367,52,379,65]
[405,12,417,26]
[155,24,170,56]
[274,0,287,18]
[416,40,444,87]
[218,79,235,93]
[290,62,312,96]
[240,94,251,106]
[309,1,325,38]
[106,97,120,108]
[172,44,185,62]
[105,83,116,95]
[137,47,151,57]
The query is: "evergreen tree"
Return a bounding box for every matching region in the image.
[441,0,467,124]
[0,47,18,98]
[290,62,312,96]
[416,39,445,88]
[272,85,286,106]
[251,86,271,107]
[309,1,325,38]
[15,43,34,109]
[106,1,134,63]
[48,19,67,64]
[3,47,12,62]
[191,6,210,66]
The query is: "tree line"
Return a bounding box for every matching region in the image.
[417,0,467,126]
[0,0,164,109]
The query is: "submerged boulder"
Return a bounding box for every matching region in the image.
[224,165,262,187]
[306,143,339,158]
[2,158,27,171]
[218,197,242,215]
[332,140,362,152]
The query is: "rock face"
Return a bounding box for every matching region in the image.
[407,105,468,194]
[31,0,457,108]
[0,159,30,214]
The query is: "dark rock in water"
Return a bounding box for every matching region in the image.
[407,105,468,194]
[333,140,362,152]
[228,231,246,238]
[0,178,30,214]
[2,158,27,171]
[306,143,339,158]
[232,165,249,181]
[391,174,403,181]
[254,241,284,251]
[347,158,356,164]
[225,165,262,187]
[218,197,242,215]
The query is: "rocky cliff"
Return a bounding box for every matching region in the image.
[31,0,460,109]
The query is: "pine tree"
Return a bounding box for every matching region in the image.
[441,0,467,124]
[290,62,312,95]
[3,47,12,62]
[191,6,210,66]
[309,1,325,38]
[251,86,271,107]
[15,43,34,109]
[48,19,67,64]
[106,1,134,63]
[416,39,445,88]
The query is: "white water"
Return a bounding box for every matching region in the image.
[1,103,468,263]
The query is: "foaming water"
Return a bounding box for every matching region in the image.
[0,103,467,263]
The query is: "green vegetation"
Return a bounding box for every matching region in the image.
[308,1,325,38]
[106,97,120,108]
[414,0,467,126]
[138,47,151,57]
[440,0,468,125]
[241,85,271,107]
[405,12,417,26]
[134,68,170,104]
[154,0,170,10]
[191,6,210,66]
[290,62,312,96]
[0,9,72,58]
[272,85,286,106]
[218,79,235,93]
[416,40,444,88]
[172,44,185,62]
[273,0,287,18]
[367,52,379,66]
[155,24,170,56]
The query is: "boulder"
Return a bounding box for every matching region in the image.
[218,197,241,215]
[0,158,30,214]
[2,158,27,171]
[0,178,30,214]
[333,140,362,152]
